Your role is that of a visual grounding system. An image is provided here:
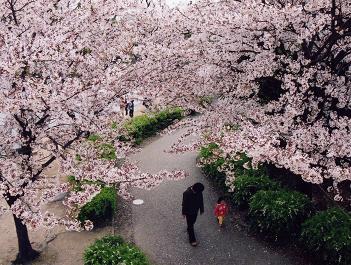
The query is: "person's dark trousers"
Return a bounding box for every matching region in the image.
[186,214,197,243]
[129,110,134,118]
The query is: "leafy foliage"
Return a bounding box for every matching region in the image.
[249,190,313,241]
[199,146,268,194]
[67,175,77,184]
[84,235,150,265]
[78,186,117,226]
[75,154,82,161]
[231,153,267,178]
[124,107,183,144]
[86,134,117,160]
[111,121,118,129]
[67,175,103,192]
[87,134,101,142]
[198,143,227,190]
[99,143,116,160]
[300,208,351,265]
[199,143,220,159]
[232,174,280,208]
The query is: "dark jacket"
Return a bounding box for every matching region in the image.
[182,187,204,215]
[129,102,134,111]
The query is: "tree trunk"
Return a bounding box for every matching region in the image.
[12,214,39,264]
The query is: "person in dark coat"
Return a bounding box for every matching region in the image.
[129,100,134,118]
[124,100,129,116]
[182,182,205,246]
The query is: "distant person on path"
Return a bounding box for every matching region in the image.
[124,100,129,116]
[120,98,128,116]
[214,197,229,227]
[182,182,205,246]
[142,97,151,109]
[129,99,134,118]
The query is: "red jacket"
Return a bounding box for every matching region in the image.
[214,202,229,217]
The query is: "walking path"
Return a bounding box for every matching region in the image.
[130,128,304,265]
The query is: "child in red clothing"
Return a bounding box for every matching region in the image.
[214,197,229,227]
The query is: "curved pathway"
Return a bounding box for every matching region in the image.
[130,128,303,265]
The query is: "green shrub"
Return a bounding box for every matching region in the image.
[78,187,117,226]
[124,107,183,144]
[203,158,226,189]
[116,243,150,265]
[68,177,118,227]
[99,143,116,160]
[67,175,84,192]
[230,153,267,178]
[249,190,313,241]
[203,157,225,176]
[199,142,220,159]
[75,154,82,161]
[84,236,123,265]
[67,176,103,192]
[160,107,183,121]
[199,146,268,193]
[232,174,280,208]
[300,208,351,265]
[67,175,77,185]
[87,134,101,142]
[111,121,118,129]
[84,235,150,265]
[198,143,227,190]
[117,134,130,142]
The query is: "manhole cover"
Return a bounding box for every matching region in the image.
[133,199,144,205]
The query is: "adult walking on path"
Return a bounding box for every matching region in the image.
[129,100,135,118]
[122,99,129,116]
[130,125,307,265]
[124,101,129,116]
[182,183,205,246]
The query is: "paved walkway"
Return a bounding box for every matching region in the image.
[130,128,302,265]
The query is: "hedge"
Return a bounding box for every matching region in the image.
[231,174,280,208]
[84,235,150,265]
[198,145,268,193]
[198,143,227,190]
[300,207,351,265]
[198,142,351,263]
[124,107,183,144]
[249,190,313,241]
[78,186,117,227]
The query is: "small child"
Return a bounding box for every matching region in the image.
[214,197,229,227]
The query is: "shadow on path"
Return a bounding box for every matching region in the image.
[130,129,301,265]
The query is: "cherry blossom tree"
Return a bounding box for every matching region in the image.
[1,0,350,263]
[131,0,350,202]
[0,0,185,263]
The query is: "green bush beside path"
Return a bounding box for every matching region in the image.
[84,235,150,265]
[300,207,351,265]
[124,107,183,144]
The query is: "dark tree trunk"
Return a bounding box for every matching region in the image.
[266,163,313,198]
[12,214,39,264]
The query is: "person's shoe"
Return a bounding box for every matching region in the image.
[190,242,198,247]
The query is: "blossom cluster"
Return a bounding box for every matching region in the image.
[133,0,351,201]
